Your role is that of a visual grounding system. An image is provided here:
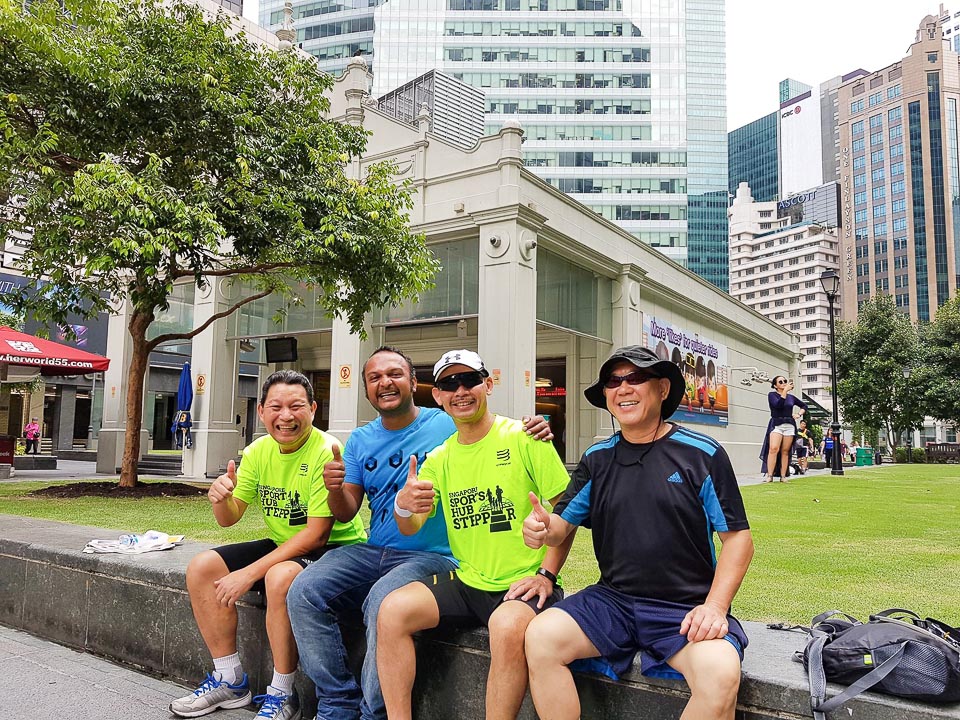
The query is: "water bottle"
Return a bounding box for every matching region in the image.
[119,534,139,547]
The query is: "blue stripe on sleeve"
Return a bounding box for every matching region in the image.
[699,474,725,567]
[559,480,593,527]
[699,475,728,531]
[673,428,718,457]
[584,434,619,456]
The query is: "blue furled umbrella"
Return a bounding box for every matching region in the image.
[172,362,194,449]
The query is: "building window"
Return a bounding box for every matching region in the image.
[852,120,864,135]
[868,92,882,107]
[850,99,865,114]
[869,114,883,129]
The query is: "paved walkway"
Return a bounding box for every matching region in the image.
[0,625,253,720]
[1,460,200,484]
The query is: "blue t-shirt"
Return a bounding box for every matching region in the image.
[344,407,456,558]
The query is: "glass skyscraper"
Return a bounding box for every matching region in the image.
[261,0,729,289]
[728,112,778,203]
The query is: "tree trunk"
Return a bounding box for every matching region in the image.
[118,310,153,488]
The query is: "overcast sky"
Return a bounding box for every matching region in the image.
[725,0,936,130]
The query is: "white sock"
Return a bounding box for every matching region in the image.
[212,654,243,685]
[268,670,296,696]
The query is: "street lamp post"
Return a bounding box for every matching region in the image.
[819,269,844,476]
[902,366,912,464]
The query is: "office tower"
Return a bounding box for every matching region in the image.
[728,182,841,403]
[261,0,730,290]
[837,11,959,322]
[728,112,778,202]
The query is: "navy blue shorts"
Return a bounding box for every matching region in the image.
[556,584,748,679]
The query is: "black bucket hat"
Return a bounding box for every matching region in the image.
[584,345,685,419]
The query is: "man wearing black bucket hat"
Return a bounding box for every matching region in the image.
[522,345,754,720]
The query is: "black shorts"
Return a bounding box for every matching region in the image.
[419,571,564,626]
[795,445,808,458]
[212,538,334,595]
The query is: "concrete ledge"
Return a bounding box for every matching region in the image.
[13,455,58,470]
[55,450,98,462]
[1,514,958,720]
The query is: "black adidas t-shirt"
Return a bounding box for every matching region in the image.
[553,424,749,605]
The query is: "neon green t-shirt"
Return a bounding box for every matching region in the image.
[233,427,366,547]
[418,415,570,591]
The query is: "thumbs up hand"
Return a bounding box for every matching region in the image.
[209,460,237,504]
[395,455,435,515]
[522,491,551,549]
[324,445,346,493]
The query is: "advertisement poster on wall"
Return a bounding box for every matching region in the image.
[644,316,730,427]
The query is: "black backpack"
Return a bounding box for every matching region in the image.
[770,609,960,719]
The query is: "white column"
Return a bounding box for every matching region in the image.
[589,269,644,441]
[611,267,644,348]
[476,213,541,420]
[326,317,379,446]
[182,278,241,479]
[96,299,149,473]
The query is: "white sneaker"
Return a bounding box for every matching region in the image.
[254,689,301,720]
[169,673,252,717]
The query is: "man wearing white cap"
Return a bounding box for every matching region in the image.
[287,346,551,720]
[376,349,574,720]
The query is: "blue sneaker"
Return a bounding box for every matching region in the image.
[169,672,252,717]
[254,689,301,720]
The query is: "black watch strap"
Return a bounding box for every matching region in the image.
[536,567,557,585]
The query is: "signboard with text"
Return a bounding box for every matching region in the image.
[644,317,730,427]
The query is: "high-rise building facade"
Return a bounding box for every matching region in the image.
[729,71,868,204]
[837,11,960,322]
[261,0,730,290]
[728,182,841,403]
[728,112,778,202]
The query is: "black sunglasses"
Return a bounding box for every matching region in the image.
[436,371,485,392]
[603,370,658,389]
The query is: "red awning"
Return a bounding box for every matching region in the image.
[0,326,110,373]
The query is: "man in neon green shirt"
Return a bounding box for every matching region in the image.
[171,371,365,720]
[377,350,574,720]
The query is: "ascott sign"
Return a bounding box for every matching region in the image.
[778,190,817,211]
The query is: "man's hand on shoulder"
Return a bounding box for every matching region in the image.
[324,445,345,493]
[679,601,730,643]
[395,455,435,515]
[522,415,554,442]
[209,460,237,505]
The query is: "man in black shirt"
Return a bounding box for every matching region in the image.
[522,345,754,720]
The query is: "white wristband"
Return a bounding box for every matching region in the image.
[394,495,413,518]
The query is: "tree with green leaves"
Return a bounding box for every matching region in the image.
[833,294,923,455]
[0,0,438,486]
[917,295,960,431]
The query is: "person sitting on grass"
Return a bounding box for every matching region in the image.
[522,345,754,720]
[170,370,366,720]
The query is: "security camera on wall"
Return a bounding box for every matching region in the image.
[265,337,298,363]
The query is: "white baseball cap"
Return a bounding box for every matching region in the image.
[433,349,489,381]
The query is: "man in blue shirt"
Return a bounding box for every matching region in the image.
[287,346,550,720]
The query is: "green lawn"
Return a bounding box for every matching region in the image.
[0,464,957,625]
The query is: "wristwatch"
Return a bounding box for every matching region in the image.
[535,567,557,586]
